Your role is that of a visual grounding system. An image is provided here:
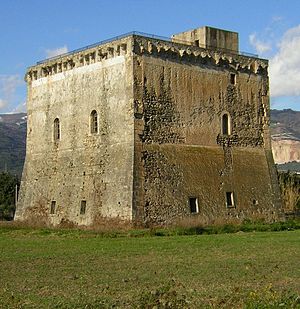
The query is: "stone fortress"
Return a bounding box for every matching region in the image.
[15,26,283,226]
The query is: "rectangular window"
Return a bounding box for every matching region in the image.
[226,192,234,208]
[189,197,199,213]
[230,73,236,85]
[50,201,56,214]
[195,39,200,47]
[80,200,86,215]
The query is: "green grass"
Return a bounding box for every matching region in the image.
[0,225,299,308]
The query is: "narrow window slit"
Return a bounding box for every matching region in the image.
[222,113,231,135]
[230,73,236,85]
[226,192,234,208]
[80,200,86,215]
[189,197,199,213]
[50,201,56,214]
[54,118,60,141]
[90,110,98,134]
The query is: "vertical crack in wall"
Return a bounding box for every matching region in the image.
[223,146,233,175]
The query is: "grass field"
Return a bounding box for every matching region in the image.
[0,225,299,308]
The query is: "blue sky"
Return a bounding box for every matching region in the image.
[1,0,300,113]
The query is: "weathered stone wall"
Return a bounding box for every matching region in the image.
[138,145,280,225]
[132,35,282,225]
[16,38,134,226]
[16,31,282,227]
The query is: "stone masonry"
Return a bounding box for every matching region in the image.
[15,26,283,226]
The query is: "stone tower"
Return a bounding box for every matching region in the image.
[15,26,282,226]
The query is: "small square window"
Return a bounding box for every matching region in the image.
[189,197,199,213]
[226,192,234,208]
[80,200,86,215]
[230,73,236,85]
[50,201,56,214]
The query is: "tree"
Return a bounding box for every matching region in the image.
[278,171,300,213]
[0,172,20,220]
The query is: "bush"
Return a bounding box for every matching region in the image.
[0,172,20,220]
[278,171,300,212]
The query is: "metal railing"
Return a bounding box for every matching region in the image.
[37,31,258,65]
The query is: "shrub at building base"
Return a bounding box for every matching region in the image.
[0,172,19,221]
[278,171,300,216]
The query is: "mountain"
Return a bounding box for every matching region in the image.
[0,113,27,178]
[270,109,300,140]
[0,109,299,177]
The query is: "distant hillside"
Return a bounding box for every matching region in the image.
[0,113,27,178]
[0,109,299,177]
[270,109,300,171]
[270,109,300,141]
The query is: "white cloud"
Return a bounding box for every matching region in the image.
[249,33,272,55]
[269,24,300,97]
[0,75,22,96]
[272,15,283,23]
[45,45,68,58]
[0,75,23,112]
[0,99,7,109]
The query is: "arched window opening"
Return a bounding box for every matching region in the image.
[222,113,231,135]
[54,118,60,141]
[90,110,98,134]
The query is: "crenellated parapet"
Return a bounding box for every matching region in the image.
[25,38,131,83]
[132,35,268,76]
[25,32,268,84]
